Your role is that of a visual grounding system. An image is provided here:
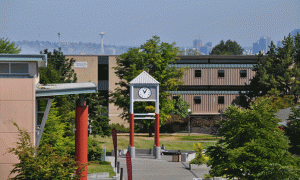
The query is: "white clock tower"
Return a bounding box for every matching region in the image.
[129,71,160,159]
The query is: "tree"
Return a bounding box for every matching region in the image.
[284,106,300,155]
[110,36,188,136]
[209,39,243,55]
[178,48,202,55]
[0,37,21,54]
[206,97,300,179]
[8,122,83,180]
[244,33,300,105]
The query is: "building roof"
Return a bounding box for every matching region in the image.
[176,55,268,64]
[36,82,97,97]
[129,71,159,85]
[0,54,47,67]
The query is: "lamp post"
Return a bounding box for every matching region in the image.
[188,109,191,136]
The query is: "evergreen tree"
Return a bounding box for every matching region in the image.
[209,39,243,55]
[0,37,21,54]
[206,97,300,179]
[284,107,300,155]
[244,33,300,106]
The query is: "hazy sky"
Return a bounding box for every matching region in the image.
[1,0,299,47]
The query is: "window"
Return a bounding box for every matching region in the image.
[98,64,108,80]
[218,70,224,77]
[194,96,201,104]
[173,96,179,101]
[218,96,224,104]
[195,70,201,77]
[240,70,247,78]
[0,63,9,73]
[0,63,28,74]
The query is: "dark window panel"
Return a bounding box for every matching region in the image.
[240,70,247,78]
[218,70,224,77]
[195,70,201,77]
[194,96,201,104]
[218,96,224,104]
[98,64,108,80]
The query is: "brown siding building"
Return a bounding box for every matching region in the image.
[66,55,264,127]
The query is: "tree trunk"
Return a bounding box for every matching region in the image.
[148,126,153,137]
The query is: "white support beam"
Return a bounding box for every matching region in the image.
[36,98,53,146]
[134,113,155,116]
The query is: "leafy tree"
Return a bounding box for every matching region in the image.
[0,37,21,54]
[284,106,300,155]
[178,48,202,55]
[7,122,83,180]
[110,36,188,136]
[164,94,191,124]
[257,163,300,180]
[206,97,300,179]
[209,39,243,55]
[40,48,77,84]
[84,92,111,137]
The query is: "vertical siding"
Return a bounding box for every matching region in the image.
[180,68,256,85]
[173,94,239,114]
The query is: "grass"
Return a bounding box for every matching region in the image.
[88,161,115,177]
[91,134,218,152]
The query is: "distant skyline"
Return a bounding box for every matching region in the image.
[1,0,299,48]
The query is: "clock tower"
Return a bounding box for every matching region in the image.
[129,71,160,159]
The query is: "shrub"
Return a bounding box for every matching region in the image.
[110,123,140,133]
[190,143,209,165]
[88,137,103,162]
[7,122,84,180]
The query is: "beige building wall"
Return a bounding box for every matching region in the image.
[181,68,255,85]
[108,56,128,127]
[0,78,37,180]
[67,55,98,85]
[172,94,240,115]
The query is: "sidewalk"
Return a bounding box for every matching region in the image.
[114,153,211,180]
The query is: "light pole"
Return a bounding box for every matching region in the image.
[188,109,191,136]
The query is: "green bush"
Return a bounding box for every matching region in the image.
[88,137,103,162]
[256,163,300,179]
[110,123,140,133]
[190,143,209,165]
[7,122,84,180]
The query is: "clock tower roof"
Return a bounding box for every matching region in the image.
[129,71,160,85]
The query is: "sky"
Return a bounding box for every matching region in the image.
[0,0,299,48]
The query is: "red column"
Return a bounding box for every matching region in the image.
[154,116,157,146]
[75,101,88,180]
[129,113,134,147]
[155,114,160,147]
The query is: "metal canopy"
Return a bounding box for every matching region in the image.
[0,54,47,67]
[36,82,97,97]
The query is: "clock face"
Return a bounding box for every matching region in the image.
[138,87,152,99]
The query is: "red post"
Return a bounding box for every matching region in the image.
[154,116,157,146]
[129,113,134,147]
[75,101,88,180]
[155,114,160,147]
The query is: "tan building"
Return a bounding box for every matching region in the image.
[66,55,265,127]
[0,54,46,179]
[0,54,97,179]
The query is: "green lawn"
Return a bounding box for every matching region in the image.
[91,134,218,152]
[88,161,115,177]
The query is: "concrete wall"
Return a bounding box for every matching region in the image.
[0,77,37,179]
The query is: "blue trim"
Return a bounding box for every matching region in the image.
[168,64,255,68]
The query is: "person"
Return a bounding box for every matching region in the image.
[161,144,166,155]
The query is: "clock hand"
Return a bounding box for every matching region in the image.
[143,89,147,93]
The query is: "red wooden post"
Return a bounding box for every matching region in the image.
[155,114,160,147]
[75,101,88,180]
[130,113,134,147]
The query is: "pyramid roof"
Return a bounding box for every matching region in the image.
[129,71,159,85]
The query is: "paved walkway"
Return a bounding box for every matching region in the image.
[112,153,211,180]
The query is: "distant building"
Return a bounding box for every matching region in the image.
[199,42,212,55]
[259,36,268,54]
[252,42,259,55]
[290,29,300,37]
[277,40,283,48]
[193,39,202,50]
